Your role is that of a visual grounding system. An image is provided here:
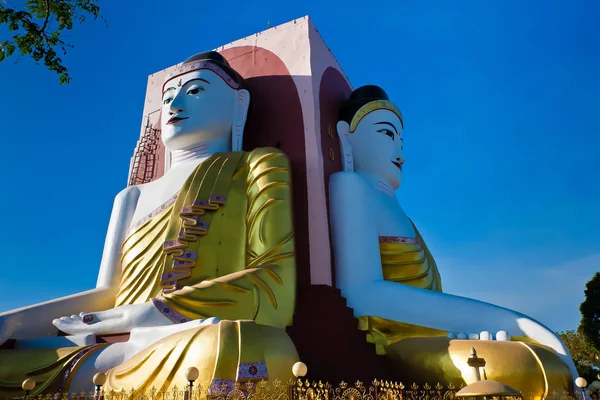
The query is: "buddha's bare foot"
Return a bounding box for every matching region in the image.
[53,302,172,335]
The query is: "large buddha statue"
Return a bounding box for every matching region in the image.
[329,85,578,398]
[0,51,298,396]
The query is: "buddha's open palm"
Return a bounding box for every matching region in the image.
[52,302,173,335]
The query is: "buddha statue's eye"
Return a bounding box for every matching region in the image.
[378,129,395,140]
[187,87,204,95]
[163,97,173,105]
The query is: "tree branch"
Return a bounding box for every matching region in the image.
[0,0,105,84]
[39,0,51,33]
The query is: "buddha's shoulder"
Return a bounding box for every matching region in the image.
[113,185,141,204]
[329,171,370,194]
[240,147,291,171]
[245,147,289,162]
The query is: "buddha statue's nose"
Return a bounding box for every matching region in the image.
[169,103,184,115]
[169,94,185,114]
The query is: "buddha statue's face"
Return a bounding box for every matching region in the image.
[161,68,239,151]
[347,109,404,190]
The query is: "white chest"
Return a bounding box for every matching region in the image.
[130,161,201,227]
[372,192,415,238]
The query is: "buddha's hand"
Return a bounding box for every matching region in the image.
[446,331,511,341]
[52,301,173,335]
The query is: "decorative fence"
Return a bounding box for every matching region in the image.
[5,379,585,400]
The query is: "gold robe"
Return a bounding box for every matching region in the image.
[0,148,298,397]
[358,227,573,399]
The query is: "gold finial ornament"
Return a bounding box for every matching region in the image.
[466,347,486,382]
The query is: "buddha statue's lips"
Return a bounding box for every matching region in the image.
[167,116,188,125]
[392,160,402,170]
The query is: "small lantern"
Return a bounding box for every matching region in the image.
[22,379,36,399]
[292,362,308,378]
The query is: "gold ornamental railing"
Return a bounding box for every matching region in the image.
[5,379,584,400]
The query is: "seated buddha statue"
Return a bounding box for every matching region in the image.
[0,51,298,396]
[328,85,578,398]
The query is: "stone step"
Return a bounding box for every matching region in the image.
[288,284,396,382]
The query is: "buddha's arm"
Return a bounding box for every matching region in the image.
[96,186,140,289]
[0,187,139,340]
[159,149,295,328]
[329,172,577,377]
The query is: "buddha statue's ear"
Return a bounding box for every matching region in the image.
[232,89,250,152]
[336,120,354,172]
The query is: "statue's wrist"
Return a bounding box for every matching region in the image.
[150,297,191,324]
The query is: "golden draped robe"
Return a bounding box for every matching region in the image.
[359,227,574,399]
[0,148,298,397]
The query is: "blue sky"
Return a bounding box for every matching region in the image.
[0,0,598,333]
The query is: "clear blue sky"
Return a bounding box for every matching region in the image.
[0,0,598,333]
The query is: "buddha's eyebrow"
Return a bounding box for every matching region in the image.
[374,121,399,135]
[162,78,211,96]
[182,78,210,86]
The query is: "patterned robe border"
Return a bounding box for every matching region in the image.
[151,297,192,324]
[379,236,419,244]
[237,362,268,380]
[127,194,178,235]
[208,379,236,395]
[57,344,105,393]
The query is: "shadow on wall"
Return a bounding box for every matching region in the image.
[222,47,311,287]
[241,72,310,288]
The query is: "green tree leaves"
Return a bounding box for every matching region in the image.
[580,272,600,352]
[0,0,105,84]
[558,330,599,382]
[559,272,600,382]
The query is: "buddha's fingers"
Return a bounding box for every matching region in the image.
[80,308,125,325]
[479,331,492,340]
[447,331,510,341]
[201,317,220,325]
[52,317,88,335]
